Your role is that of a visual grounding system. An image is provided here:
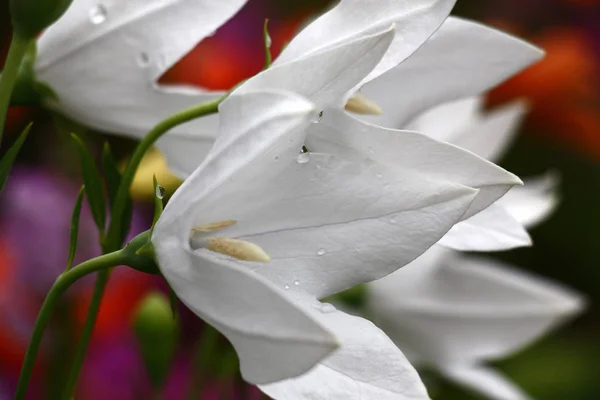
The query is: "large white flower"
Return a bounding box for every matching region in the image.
[152,88,524,390]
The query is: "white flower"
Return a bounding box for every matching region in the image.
[36,0,245,152]
[367,247,585,400]
[151,87,524,389]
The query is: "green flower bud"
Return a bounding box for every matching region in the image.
[133,292,179,389]
[10,0,74,38]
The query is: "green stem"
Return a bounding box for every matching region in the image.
[14,249,135,400]
[60,269,109,399]
[62,97,223,399]
[0,34,32,147]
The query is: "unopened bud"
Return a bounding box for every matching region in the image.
[10,0,74,38]
[133,292,179,389]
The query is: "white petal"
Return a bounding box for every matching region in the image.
[38,0,246,81]
[439,204,532,252]
[405,96,484,143]
[438,364,533,400]
[359,17,543,129]
[235,25,395,109]
[368,253,585,365]
[153,237,338,384]
[309,110,522,220]
[155,90,339,384]
[451,100,528,162]
[497,173,560,228]
[276,0,456,86]
[260,296,429,400]
[36,0,236,138]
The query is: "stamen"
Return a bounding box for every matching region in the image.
[207,237,271,263]
[345,94,383,115]
[193,219,237,232]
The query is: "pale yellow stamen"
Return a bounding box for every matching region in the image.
[345,94,383,115]
[193,219,237,233]
[207,237,271,263]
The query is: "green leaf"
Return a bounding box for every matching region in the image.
[263,19,272,69]
[66,185,85,272]
[102,143,133,248]
[70,134,106,233]
[0,122,31,193]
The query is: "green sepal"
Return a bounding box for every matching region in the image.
[133,292,179,389]
[10,0,74,39]
[102,143,132,246]
[125,230,160,275]
[10,41,58,106]
[263,19,272,70]
[65,185,85,272]
[70,134,106,233]
[0,122,31,193]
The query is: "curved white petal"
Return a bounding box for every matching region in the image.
[439,204,532,251]
[405,96,483,143]
[438,364,532,400]
[235,25,395,109]
[309,110,522,220]
[451,101,528,162]
[260,297,429,400]
[154,90,342,384]
[276,0,456,86]
[498,173,560,228]
[359,17,543,129]
[36,0,238,138]
[368,253,585,365]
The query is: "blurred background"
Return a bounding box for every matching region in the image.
[1,0,599,398]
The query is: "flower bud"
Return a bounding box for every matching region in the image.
[133,292,179,389]
[10,0,74,38]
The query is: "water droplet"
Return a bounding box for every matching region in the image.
[89,4,107,24]
[317,249,326,256]
[368,147,375,155]
[265,33,272,48]
[389,216,397,224]
[138,52,150,67]
[274,155,279,161]
[155,185,166,199]
[319,303,336,314]
[284,285,290,290]
[294,280,300,286]
[313,111,323,124]
[297,153,310,164]
[376,173,383,179]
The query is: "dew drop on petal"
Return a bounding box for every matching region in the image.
[274,155,279,161]
[313,111,323,124]
[294,280,300,286]
[319,303,336,314]
[317,248,326,256]
[376,173,383,179]
[389,216,397,224]
[137,52,151,68]
[284,285,290,290]
[297,153,310,164]
[89,5,107,24]
[155,185,166,199]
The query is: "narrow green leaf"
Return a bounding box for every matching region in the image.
[101,142,133,248]
[263,19,272,69]
[70,134,106,233]
[151,174,165,237]
[0,122,31,193]
[65,185,85,272]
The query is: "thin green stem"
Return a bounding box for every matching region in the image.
[0,34,32,147]
[60,269,109,399]
[14,249,134,400]
[62,97,223,399]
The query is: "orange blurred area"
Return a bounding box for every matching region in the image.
[489,26,600,158]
